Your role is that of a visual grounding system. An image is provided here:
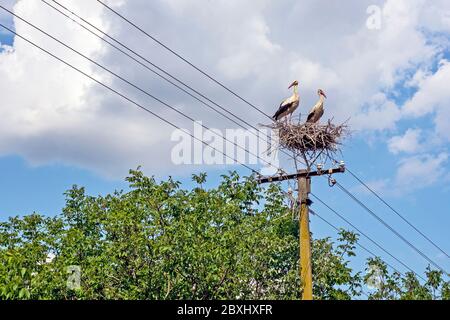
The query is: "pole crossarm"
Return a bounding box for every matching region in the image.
[257,166,345,184]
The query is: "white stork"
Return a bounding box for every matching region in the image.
[273,80,300,122]
[306,89,327,123]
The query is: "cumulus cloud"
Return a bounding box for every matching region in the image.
[352,178,389,196]
[394,153,449,194]
[0,0,16,36]
[352,93,401,131]
[402,60,450,142]
[0,0,449,178]
[388,129,423,154]
[0,0,16,20]
[358,153,449,196]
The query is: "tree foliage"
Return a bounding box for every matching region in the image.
[0,169,447,300]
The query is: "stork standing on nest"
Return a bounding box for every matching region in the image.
[306,89,327,123]
[273,80,300,123]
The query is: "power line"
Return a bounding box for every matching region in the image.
[310,193,426,281]
[96,0,274,121]
[1,26,433,297]
[94,0,449,276]
[44,1,264,137]
[309,208,385,299]
[5,3,309,190]
[44,0,301,168]
[310,209,371,299]
[0,7,279,172]
[334,181,448,275]
[0,23,260,176]
[2,9,441,301]
[241,211,291,238]
[93,2,449,271]
[240,206,371,299]
[310,208,402,275]
[345,166,449,259]
[12,3,443,275]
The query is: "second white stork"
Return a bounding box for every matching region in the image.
[306,89,327,123]
[273,80,300,122]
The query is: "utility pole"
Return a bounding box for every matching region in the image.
[298,172,312,300]
[258,164,345,300]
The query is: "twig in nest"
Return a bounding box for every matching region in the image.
[261,119,349,168]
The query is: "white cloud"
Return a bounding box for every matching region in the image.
[0,0,17,20]
[419,0,450,32]
[352,93,401,131]
[352,178,389,196]
[0,0,449,178]
[388,128,423,154]
[355,153,449,197]
[0,0,179,177]
[394,153,449,194]
[0,0,17,35]
[402,60,450,142]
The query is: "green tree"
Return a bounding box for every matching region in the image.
[364,258,448,300]
[0,169,448,300]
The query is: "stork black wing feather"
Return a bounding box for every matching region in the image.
[306,111,315,123]
[273,102,292,120]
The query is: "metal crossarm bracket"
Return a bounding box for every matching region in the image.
[257,166,345,184]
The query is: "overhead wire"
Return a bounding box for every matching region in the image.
[345,166,449,259]
[334,181,448,274]
[44,0,300,167]
[310,193,427,282]
[310,208,383,299]
[93,2,449,265]
[96,0,274,120]
[94,0,450,280]
[0,24,261,176]
[36,1,446,276]
[0,6,280,172]
[4,0,445,287]
[310,208,403,275]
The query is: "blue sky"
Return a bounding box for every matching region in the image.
[0,32,13,49]
[0,0,449,287]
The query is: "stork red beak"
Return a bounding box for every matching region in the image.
[288,82,296,89]
[322,92,327,98]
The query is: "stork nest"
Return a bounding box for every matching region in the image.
[262,119,349,167]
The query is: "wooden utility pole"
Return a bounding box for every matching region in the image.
[298,173,312,300]
[258,165,345,300]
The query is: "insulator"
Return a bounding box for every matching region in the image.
[328,176,337,187]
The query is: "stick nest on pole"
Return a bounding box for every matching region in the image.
[262,119,349,168]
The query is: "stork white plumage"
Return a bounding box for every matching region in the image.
[273,80,300,122]
[306,89,327,123]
